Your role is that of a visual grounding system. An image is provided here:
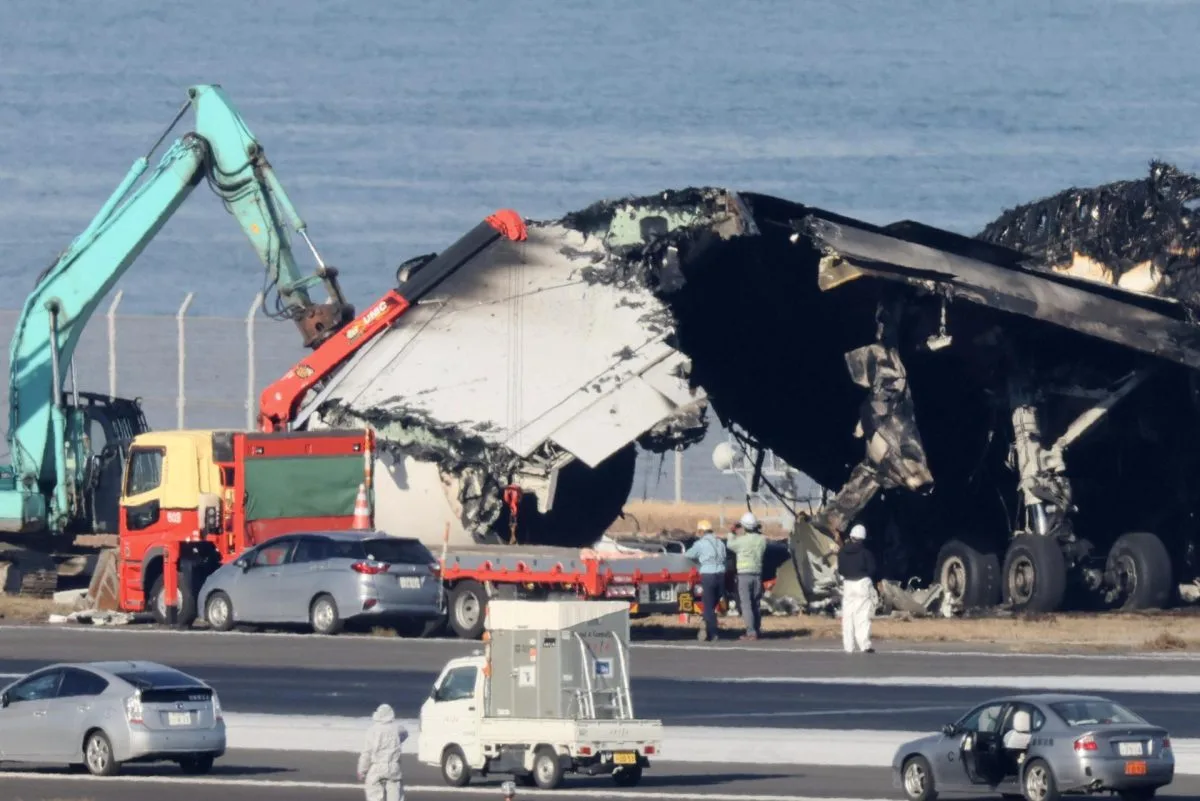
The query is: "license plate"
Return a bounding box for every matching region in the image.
[167,711,191,726]
[397,576,421,589]
[613,752,637,765]
[653,586,677,602]
[678,592,693,612]
[1119,742,1145,757]
[1125,760,1147,776]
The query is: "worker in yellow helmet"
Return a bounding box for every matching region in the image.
[685,519,728,642]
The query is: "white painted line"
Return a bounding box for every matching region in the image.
[695,675,1200,694]
[672,705,965,721]
[219,713,1200,775]
[0,772,886,801]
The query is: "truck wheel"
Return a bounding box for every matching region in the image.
[1002,535,1067,614]
[441,745,470,787]
[613,764,643,787]
[935,539,1001,610]
[448,580,487,639]
[532,746,564,790]
[1106,532,1173,611]
[150,571,197,628]
[309,594,343,635]
[204,592,235,632]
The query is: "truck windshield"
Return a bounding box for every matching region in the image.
[362,538,435,565]
[1050,700,1146,727]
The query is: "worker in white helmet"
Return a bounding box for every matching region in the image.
[727,511,767,640]
[837,523,877,653]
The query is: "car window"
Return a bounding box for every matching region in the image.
[114,668,200,689]
[958,702,1007,734]
[6,669,64,703]
[363,538,435,565]
[125,447,164,496]
[1000,703,1045,734]
[291,537,327,564]
[253,540,294,567]
[1050,700,1145,726]
[58,668,111,698]
[435,666,478,703]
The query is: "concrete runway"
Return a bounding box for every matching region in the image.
[4,749,1200,801]
[3,626,1200,734]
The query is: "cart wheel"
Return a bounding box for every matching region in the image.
[441,744,470,787]
[613,764,643,786]
[532,746,564,790]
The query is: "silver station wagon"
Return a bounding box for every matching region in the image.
[198,529,445,635]
[0,660,225,776]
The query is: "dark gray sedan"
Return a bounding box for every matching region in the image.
[197,530,445,635]
[893,693,1174,801]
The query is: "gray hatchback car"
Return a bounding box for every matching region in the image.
[0,660,225,776]
[198,530,445,635]
[893,693,1174,801]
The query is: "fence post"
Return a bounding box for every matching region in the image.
[245,292,263,430]
[106,290,123,400]
[176,293,195,429]
[674,448,684,504]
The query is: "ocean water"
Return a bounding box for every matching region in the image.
[1,0,1198,503]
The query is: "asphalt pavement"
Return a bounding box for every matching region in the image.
[3,627,1200,734]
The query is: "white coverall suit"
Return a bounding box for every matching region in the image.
[357,703,409,801]
[837,525,876,653]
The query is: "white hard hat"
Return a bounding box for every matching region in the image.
[739,512,760,530]
[849,524,867,540]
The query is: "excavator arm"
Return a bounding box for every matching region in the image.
[258,210,528,432]
[1,84,353,535]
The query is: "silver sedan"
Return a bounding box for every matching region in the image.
[0,660,225,776]
[893,693,1174,801]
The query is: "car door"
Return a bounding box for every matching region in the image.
[944,701,1010,788]
[238,539,297,622]
[45,667,112,761]
[276,535,325,623]
[0,668,65,761]
[419,664,481,763]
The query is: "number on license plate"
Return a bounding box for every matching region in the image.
[1118,742,1145,757]
[1125,760,1147,776]
[613,752,637,765]
[167,711,191,726]
[397,576,421,589]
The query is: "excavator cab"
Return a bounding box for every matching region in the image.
[65,392,151,535]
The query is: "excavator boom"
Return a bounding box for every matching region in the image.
[1,84,352,536]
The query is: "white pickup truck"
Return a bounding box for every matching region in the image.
[418,600,664,790]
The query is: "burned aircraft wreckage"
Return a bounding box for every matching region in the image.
[309,162,1200,616]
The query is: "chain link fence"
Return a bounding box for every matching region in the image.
[0,292,821,506]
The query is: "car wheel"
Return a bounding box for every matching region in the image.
[84,730,119,777]
[1002,535,1067,614]
[532,746,564,790]
[179,753,214,775]
[613,764,643,787]
[935,539,1001,610]
[1106,532,1173,611]
[205,591,235,632]
[901,755,937,801]
[441,744,470,787]
[309,594,343,635]
[448,580,487,639]
[150,569,197,628]
[1022,758,1060,801]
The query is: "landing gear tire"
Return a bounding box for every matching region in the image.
[532,746,564,790]
[935,539,1001,610]
[441,745,470,787]
[1022,758,1060,801]
[901,755,937,801]
[448,580,488,640]
[1106,532,1173,611]
[613,764,643,787]
[309,594,343,635]
[150,570,196,628]
[1002,535,1067,614]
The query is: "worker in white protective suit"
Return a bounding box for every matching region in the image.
[356,703,409,801]
[837,524,877,653]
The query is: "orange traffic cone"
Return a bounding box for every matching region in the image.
[352,483,370,530]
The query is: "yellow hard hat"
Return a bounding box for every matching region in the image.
[696,519,713,532]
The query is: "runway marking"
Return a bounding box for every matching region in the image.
[673,705,963,721]
[679,675,1200,694]
[0,772,889,801]
[7,623,1200,661]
